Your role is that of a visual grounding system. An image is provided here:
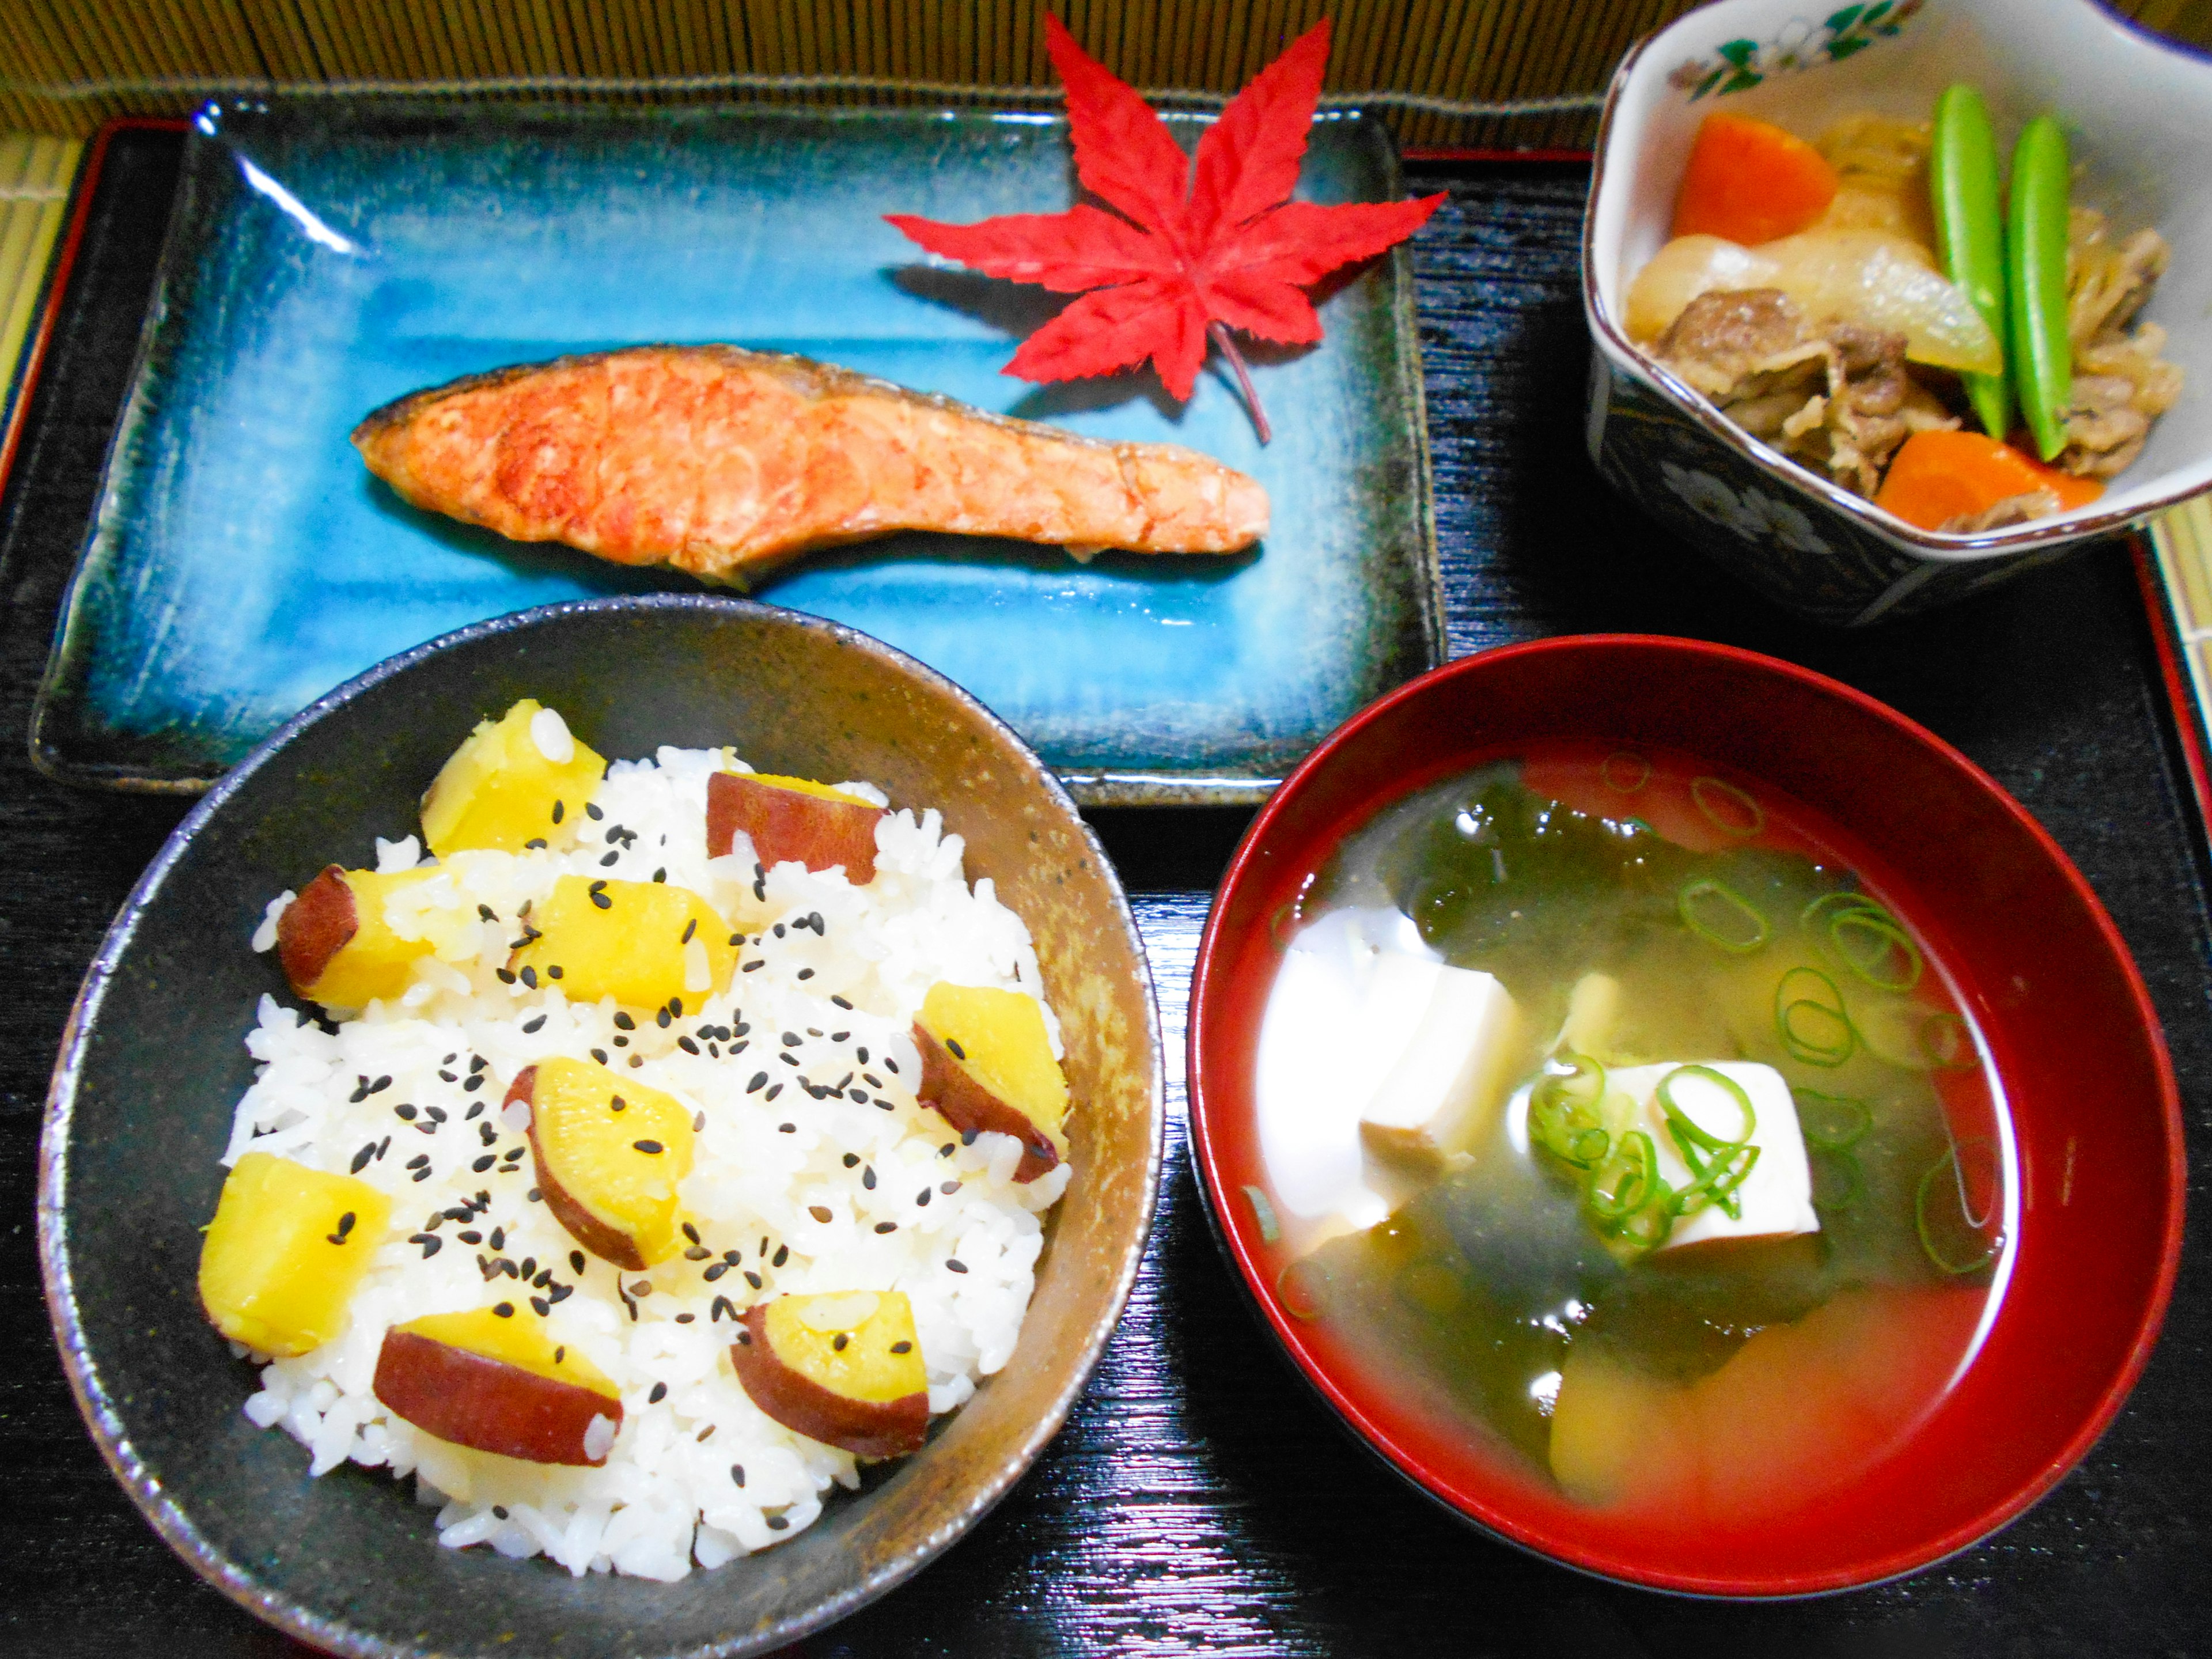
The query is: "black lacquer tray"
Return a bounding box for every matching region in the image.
[0,127,2206,1656]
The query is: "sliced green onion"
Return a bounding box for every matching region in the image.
[1918,1009,1978,1071]
[1775,965,1855,1067]
[1586,1128,1661,1224]
[1827,908,1923,992]
[1679,878,1771,953]
[1241,1184,1281,1245]
[1601,751,1652,793]
[1276,1258,1330,1320]
[1916,1143,2001,1274]
[1529,1054,1610,1171]
[1793,1088,1872,1152]
[1691,775,1764,838]
[1676,1141,1760,1221]
[1801,891,1882,930]
[1655,1065,1756,1156]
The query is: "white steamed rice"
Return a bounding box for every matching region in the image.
[223,736,1070,1581]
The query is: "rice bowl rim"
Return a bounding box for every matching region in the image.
[38,593,1165,1659]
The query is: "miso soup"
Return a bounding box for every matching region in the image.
[1251,744,2012,1527]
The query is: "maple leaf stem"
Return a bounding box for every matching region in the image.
[1207,321,1272,445]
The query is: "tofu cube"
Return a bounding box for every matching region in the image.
[1358,965,1522,1168]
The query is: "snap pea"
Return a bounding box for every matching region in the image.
[1930,84,2012,440]
[2008,115,2073,462]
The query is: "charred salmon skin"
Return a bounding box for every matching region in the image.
[353,346,1269,580]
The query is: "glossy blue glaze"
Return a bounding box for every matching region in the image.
[35,100,1439,797]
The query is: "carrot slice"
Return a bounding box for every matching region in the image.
[1873,429,2103,531]
[1671,112,1840,245]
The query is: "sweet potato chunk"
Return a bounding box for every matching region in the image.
[706,770,883,881]
[374,1307,623,1466]
[198,1152,391,1356]
[420,699,606,858]
[730,1290,927,1458]
[913,982,1069,1181]
[514,1057,695,1270]
[510,875,735,1010]
[276,865,441,1009]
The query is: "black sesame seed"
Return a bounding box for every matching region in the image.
[831,1031,849,1043]
[395,1102,418,1120]
[407,1154,432,1171]
[771,1244,789,1267]
[633,1139,664,1154]
[531,1296,550,1316]
[519,966,538,990]
[653,868,666,882]
[917,1189,931,1206]
[767,1515,788,1531]
[524,838,548,850]
[412,1234,442,1257]
[612,1035,629,1047]
[862,1166,876,1190]
[848,1089,868,1103]
[863,1074,884,1089]
[831,995,854,1010]
[459,1229,483,1245]
[650,1382,668,1404]
[962,1128,979,1145]
[675,1312,695,1323]
[779,1122,795,1134]
[519,1257,535,1279]
[766,1084,783,1101]
[874,1221,896,1234]
[832,1333,849,1351]
[946,1259,968,1273]
[472,1154,495,1172]
[725,1248,743,1264]
[940,1143,956,1158]
[548,1283,573,1303]
[427,1105,449,1123]
[551,798,565,824]
[656,1007,672,1029]
[730,1463,746,1486]
[796,968,815,980]
[494,1302,514,1317]
[885,1058,899,1074]
[891,1340,913,1354]
[941,1180,961,1194]
[743,959,764,972]
[693,1110,706,1131]
[780,1053,800,1067]
[857,1047,870,1065]
[521,1014,546,1033]
[469,1101,488,1124]
[685,1245,711,1261]
[745,1071,768,1094]
[586,802,604,821]
[712,1296,736,1321]
[440,1070,459,1083]
[678,1036,700,1055]
[680,919,696,944]
[350,1143,376,1174]
[497,967,517,983]
[703,1262,729,1282]
[610,1094,627,1112]
[744,1270,764,1289]
[945,1037,967,1060]
[549,965,563,980]
[670,997,684,1017]
[528,1188,543,1202]
[842,1153,859,1168]
[772,923,786,939]
[478,904,498,922]
[412,1168,432,1181]
[503,1146,525,1162]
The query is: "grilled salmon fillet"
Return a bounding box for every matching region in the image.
[353,346,1269,580]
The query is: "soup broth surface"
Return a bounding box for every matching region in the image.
[1256,745,2010,1527]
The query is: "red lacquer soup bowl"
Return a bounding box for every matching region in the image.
[1187,635,2184,1596]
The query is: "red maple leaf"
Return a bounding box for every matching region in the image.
[886,14,1444,441]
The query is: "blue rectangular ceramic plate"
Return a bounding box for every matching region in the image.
[32,100,1440,802]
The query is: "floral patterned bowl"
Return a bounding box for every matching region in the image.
[1583,0,2212,624]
